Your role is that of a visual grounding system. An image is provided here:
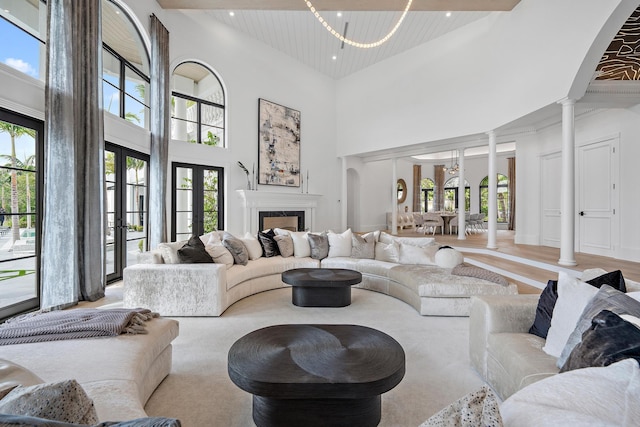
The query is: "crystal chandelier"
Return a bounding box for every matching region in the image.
[304,0,413,49]
[443,150,459,175]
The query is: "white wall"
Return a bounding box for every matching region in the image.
[335,0,630,157]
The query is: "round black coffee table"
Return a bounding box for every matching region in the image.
[228,324,405,427]
[281,268,362,307]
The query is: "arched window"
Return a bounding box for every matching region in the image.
[0,1,47,81]
[101,0,150,128]
[420,178,434,213]
[444,177,470,212]
[171,62,225,147]
[479,174,509,222]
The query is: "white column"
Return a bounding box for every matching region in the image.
[559,98,577,266]
[392,159,398,235]
[457,149,466,240]
[487,131,498,249]
[341,157,348,231]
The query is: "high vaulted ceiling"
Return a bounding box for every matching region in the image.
[158,0,521,79]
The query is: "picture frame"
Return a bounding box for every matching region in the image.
[258,98,301,187]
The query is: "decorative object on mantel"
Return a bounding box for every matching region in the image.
[258,98,301,187]
[237,161,252,190]
[306,170,309,194]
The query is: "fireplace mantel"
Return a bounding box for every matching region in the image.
[236,190,322,235]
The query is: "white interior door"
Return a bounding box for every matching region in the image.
[578,138,617,257]
[541,152,562,247]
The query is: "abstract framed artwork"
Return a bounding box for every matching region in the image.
[258,98,301,187]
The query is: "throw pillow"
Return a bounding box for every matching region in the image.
[530,270,628,341]
[222,232,249,266]
[543,271,599,358]
[240,232,263,260]
[451,264,509,286]
[157,240,187,264]
[289,231,311,257]
[0,379,98,424]
[204,236,234,268]
[274,234,294,258]
[351,233,375,259]
[257,229,280,258]
[378,231,435,248]
[419,385,502,427]
[434,247,464,268]
[307,233,329,260]
[177,235,213,264]
[0,360,43,400]
[557,285,640,368]
[583,269,626,292]
[500,359,640,426]
[560,310,640,372]
[374,241,399,263]
[327,229,353,258]
[398,243,438,265]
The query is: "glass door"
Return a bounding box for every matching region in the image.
[105,144,148,282]
[0,110,43,320]
[172,163,224,241]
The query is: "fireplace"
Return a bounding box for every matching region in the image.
[236,190,322,235]
[259,211,305,232]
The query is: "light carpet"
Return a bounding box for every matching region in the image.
[134,288,485,427]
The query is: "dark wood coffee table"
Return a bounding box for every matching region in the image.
[281,268,362,307]
[228,324,405,427]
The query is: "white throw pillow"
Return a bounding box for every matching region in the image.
[434,248,464,268]
[327,229,353,258]
[399,243,438,265]
[374,241,399,263]
[542,271,599,358]
[204,235,234,268]
[240,232,263,260]
[273,228,290,236]
[500,359,640,426]
[157,240,187,264]
[378,231,435,248]
[290,231,311,257]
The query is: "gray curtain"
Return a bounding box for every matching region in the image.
[41,0,105,309]
[412,164,421,212]
[148,14,170,250]
[434,165,445,211]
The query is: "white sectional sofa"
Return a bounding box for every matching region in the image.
[0,316,179,422]
[123,229,518,317]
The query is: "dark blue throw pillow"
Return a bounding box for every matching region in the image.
[528,270,628,339]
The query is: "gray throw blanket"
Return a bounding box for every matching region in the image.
[0,308,159,346]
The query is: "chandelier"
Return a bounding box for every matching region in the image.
[304,0,413,49]
[443,150,459,175]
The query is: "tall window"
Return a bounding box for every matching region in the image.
[479,174,509,222]
[0,1,47,81]
[444,177,470,212]
[171,62,225,146]
[172,163,224,241]
[0,109,43,321]
[420,178,434,213]
[101,0,150,128]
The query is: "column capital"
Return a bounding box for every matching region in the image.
[558,97,577,106]
[485,130,497,138]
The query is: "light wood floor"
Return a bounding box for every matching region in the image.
[395,229,640,295]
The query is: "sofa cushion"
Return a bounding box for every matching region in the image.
[177,235,213,264]
[398,243,437,265]
[240,233,263,260]
[378,232,435,248]
[374,241,399,263]
[560,310,640,372]
[157,240,187,264]
[351,233,375,259]
[558,285,640,368]
[500,359,640,426]
[222,232,249,266]
[288,231,311,258]
[307,233,329,260]
[225,256,319,290]
[204,240,234,268]
[0,379,98,425]
[327,229,352,258]
[274,234,294,258]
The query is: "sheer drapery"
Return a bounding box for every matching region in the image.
[412,164,421,212]
[148,14,170,250]
[508,157,516,230]
[41,0,105,309]
[434,165,445,211]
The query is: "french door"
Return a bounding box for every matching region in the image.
[172,163,224,242]
[105,144,148,282]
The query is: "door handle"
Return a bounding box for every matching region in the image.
[579,211,585,216]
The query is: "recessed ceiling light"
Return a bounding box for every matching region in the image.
[229,11,235,17]
[4,9,9,13]
[337,12,342,18]
[445,11,452,17]
[332,55,337,61]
